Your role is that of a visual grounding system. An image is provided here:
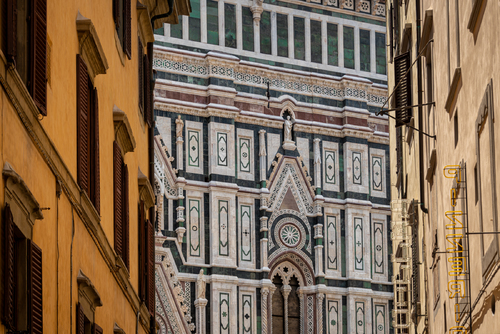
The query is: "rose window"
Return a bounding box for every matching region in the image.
[280,224,301,247]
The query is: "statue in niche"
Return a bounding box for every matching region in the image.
[175,115,184,139]
[197,269,206,299]
[284,116,293,142]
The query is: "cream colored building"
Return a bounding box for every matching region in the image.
[387,0,500,333]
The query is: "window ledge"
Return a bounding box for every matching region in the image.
[77,269,103,310]
[3,162,44,222]
[445,68,461,113]
[114,323,126,334]
[114,29,126,67]
[138,167,155,210]
[76,11,109,81]
[137,2,155,45]
[468,0,486,34]
[419,9,433,53]
[113,106,137,155]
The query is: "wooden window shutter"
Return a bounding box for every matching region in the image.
[139,201,146,301]
[114,141,123,257]
[394,51,412,127]
[143,53,152,127]
[138,38,144,113]
[28,240,43,334]
[31,0,47,115]
[5,0,17,61]
[76,303,85,334]
[124,0,131,59]
[122,164,130,269]
[113,0,121,27]
[2,204,15,330]
[147,219,155,314]
[93,323,103,334]
[92,88,100,214]
[77,55,90,195]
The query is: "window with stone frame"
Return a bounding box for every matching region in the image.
[2,164,44,333]
[113,141,130,270]
[76,270,103,334]
[113,0,132,58]
[3,0,47,115]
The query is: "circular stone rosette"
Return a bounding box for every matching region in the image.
[279,223,301,248]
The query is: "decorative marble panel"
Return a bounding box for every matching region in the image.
[307,295,314,334]
[217,132,228,166]
[343,0,354,10]
[355,301,365,334]
[359,0,370,13]
[185,121,203,175]
[219,200,229,256]
[370,148,387,198]
[374,304,386,334]
[240,205,252,262]
[373,222,384,274]
[189,199,201,257]
[327,300,340,334]
[326,216,338,270]
[220,293,230,334]
[237,129,254,181]
[323,141,340,192]
[352,152,362,185]
[325,0,338,6]
[344,143,369,194]
[354,217,363,271]
[242,295,252,333]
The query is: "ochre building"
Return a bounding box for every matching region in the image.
[0,0,189,333]
[152,0,393,333]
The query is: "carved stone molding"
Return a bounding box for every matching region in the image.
[76,11,109,81]
[138,167,155,210]
[137,2,155,45]
[77,269,103,312]
[113,106,137,155]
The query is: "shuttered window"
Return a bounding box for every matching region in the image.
[394,52,412,127]
[113,141,130,269]
[3,0,47,115]
[138,38,144,115]
[2,204,43,333]
[113,0,132,59]
[143,52,152,127]
[138,201,155,315]
[77,55,101,213]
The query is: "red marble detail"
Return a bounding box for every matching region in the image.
[345,117,368,127]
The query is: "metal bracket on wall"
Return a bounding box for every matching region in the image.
[378,102,437,139]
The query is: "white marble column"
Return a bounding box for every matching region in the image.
[370,29,376,73]
[271,12,278,56]
[313,138,321,189]
[260,216,269,270]
[338,24,344,68]
[219,0,225,46]
[182,13,189,40]
[305,18,311,63]
[251,6,262,53]
[314,224,325,277]
[298,288,305,334]
[164,22,170,38]
[316,293,325,334]
[354,25,360,72]
[236,3,243,50]
[281,285,292,334]
[261,288,270,334]
[259,130,267,183]
[200,0,207,43]
[288,13,294,59]
[195,298,208,334]
[269,286,276,334]
[321,20,328,65]
[175,186,186,243]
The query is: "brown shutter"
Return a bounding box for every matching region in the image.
[5,0,17,61]
[31,0,47,115]
[76,303,85,334]
[28,239,43,334]
[138,38,144,112]
[139,201,146,301]
[124,0,131,59]
[143,53,152,127]
[394,51,412,127]
[147,219,155,314]
[93,323,103,334]
[2,204,15,330]
[77,55,90,195]
[114,141,123,257]
[122,164,130,269]
[92,88,100,214]
[113,0,121,27]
